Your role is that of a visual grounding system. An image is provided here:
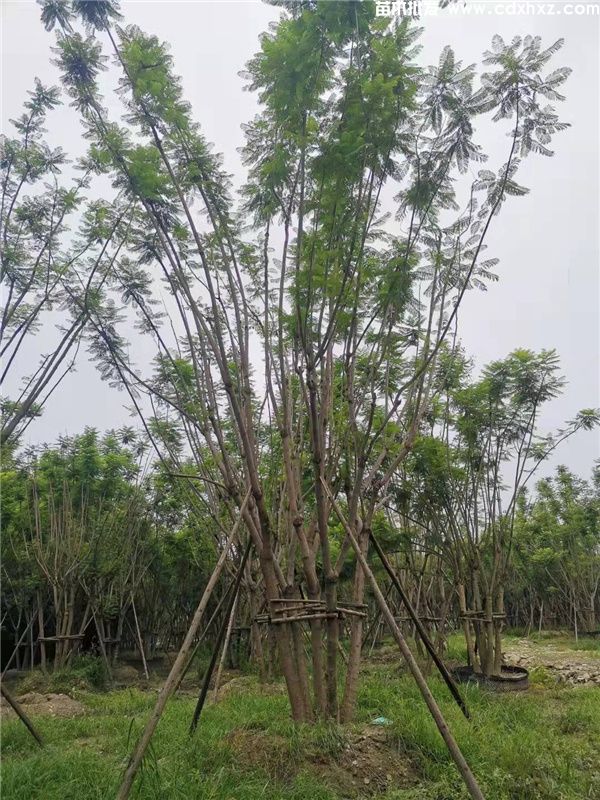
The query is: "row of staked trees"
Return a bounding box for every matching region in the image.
[1,428,223,674]
[2,418,598,678]
[1,0,598,736]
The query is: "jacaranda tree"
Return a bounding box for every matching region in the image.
[31,0,576,723]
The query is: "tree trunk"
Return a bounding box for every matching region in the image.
[340,525,369,723]
[327,490,486,800]
[37,594,47,674]
[212,593,238,701]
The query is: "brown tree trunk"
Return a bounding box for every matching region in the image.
[458,583,477,670]
[340,524,369,722]
[37,594,47,674]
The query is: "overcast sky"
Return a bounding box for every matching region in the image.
[2,0,599,479]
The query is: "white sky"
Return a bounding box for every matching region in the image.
[1,0,599,479]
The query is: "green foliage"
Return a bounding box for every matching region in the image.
[512,465,600,628]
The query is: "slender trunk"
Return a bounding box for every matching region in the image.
[113,609,126,665]
[131,595,149,681]
[37,594,47,674]
[260,553,306,721]
[306,365,338,720]
[212,592,238,701]
[340,524,369,722]
[287,591,313,720]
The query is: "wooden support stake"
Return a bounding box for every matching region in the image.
[337,606,367,619]
[212,592,238,701]
[91,608,113,683]
[189,537,252,733]
[1,618,35,679]
[174,580,236,693]
[130,594,149,681]
[269,598,322,605]
[324,482,485,800]
[270,612,334,624]
[369,530,470,720]
[1,682,43,747]
[116,491,250,800]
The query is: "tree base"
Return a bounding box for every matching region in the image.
[453,664,529,692]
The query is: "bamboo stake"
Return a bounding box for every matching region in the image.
[212,591,238,701]
[368,619,383,657]
[91,607,113,683]
[189,537,252,733]
[270,612,334,624]
[324,481,485,800]
[116,491,250,800]
[337,606,367,619]
[269,598,323,605]
[1,682,43,747]
[174,580,236,693]
[130,594,149,681]
[369,531,470,719]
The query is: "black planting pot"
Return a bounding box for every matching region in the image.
[453,664,529,692]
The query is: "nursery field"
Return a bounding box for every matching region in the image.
[2,635,599,800]
[2,2,600,800]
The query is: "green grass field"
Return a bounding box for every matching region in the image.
[2,637,599,800]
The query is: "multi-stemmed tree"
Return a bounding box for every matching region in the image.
[35,0,575,721]
[1,1,582,796]
[397,349,598,676]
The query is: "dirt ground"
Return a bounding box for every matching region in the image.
[227,724,416,798]
[504,638,600,685]
[1,691,85,720]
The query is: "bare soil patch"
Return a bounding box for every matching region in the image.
[1,691,85,719]
[504,638,600,685]
[227,724,416,797]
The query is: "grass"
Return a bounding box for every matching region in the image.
[503,629,600,655]
[2,636,599,800]
[15,655,109,694]
[357,666,600,799]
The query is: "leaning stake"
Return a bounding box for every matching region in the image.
[324,481,485,800]
[189,537,252,733]
[115,491,251,800]
[174,580,236,694]
[1,682,43,747]
[369,530,470,719]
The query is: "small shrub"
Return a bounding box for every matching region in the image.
[528,666,556,688]
[71,655,108,688]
